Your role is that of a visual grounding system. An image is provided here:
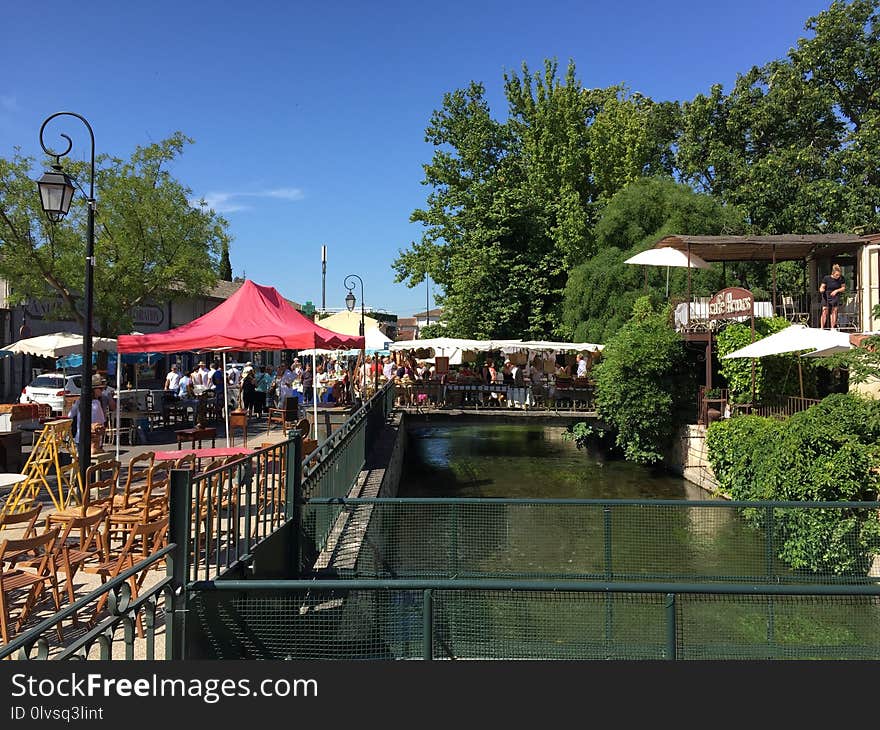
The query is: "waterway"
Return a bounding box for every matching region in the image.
[400,422,702,500]
[380,421,880,658]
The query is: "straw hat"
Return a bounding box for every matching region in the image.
[91,374,107,387]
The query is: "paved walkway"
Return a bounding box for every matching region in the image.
[0,412,295,659]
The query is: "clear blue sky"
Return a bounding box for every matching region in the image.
[1,0,833,319]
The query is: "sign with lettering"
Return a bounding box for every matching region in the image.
[708,287,754,321]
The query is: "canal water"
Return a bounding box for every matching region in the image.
[400,422,703,500]
[381,421,880,658]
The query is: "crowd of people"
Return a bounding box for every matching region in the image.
[161,355,353,418]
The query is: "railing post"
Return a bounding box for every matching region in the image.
[422,588,433,660]
[765,504,774,581]
[285,431,303,577]
[603,505,613,579]
[167,468,192,660]
[665,592,677,661]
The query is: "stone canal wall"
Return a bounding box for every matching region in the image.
[665,424,721,495]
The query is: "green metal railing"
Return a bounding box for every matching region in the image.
[185,578,880,660]
[299,383,395,565]
[302,497,880,584]
[0,545,175,661]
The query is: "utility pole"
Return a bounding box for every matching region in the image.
[321,245,327,315]
[426,274,430,328]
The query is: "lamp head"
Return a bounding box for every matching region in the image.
[36,163,76,222]
[345,291,356,312]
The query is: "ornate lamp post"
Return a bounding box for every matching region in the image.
[344,274,372,396]
[37,112,96,496]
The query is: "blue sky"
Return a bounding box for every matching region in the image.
[1,0,833,319]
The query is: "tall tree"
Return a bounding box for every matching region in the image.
[0,133,228,335]
[561,178,746,343]
[395,60,678,338]
[219,240,233,281]
[677,0,880,233]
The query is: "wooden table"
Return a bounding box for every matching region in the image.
[175,427,217,449]
[155,446,253,472]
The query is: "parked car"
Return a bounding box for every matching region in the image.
[20,373,82,414]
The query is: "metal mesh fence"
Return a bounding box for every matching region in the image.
[302,499,880,584]
[185,585,880,660]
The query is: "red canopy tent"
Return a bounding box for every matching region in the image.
[117,280,363,448]
[117,279,363,353]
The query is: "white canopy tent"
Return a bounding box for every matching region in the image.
[390,338,524,365]
[499,340,604,354]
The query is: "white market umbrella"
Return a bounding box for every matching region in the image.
[721,325,850,360]
[722,324,851,398]
[1,331,117,358]
[624,247,711,297]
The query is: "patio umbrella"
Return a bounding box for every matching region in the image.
[721,324,851,397]
[624,247,711,297]
[1,331,117,358]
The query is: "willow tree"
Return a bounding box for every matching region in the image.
[0,132,228,336]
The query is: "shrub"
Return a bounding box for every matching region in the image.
[594,296,693,464]
[706,394,880,575]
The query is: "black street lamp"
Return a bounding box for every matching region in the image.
[344,274,373,396]
[37,112,96,497]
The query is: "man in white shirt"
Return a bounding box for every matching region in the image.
[382,357,395,380]
[206,362,219,391]
[192,361,208,387]
[576,354,588,378]
[164,363,181,392]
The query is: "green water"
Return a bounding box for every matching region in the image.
[400,422,702,500]
[383,421,880,658]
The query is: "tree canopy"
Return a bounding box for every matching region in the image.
[395,0,880,341]
[0,132,229,336]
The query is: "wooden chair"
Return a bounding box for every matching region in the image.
[46,460,120,537]
[86,517,168,638]
[0,527,64,644]
[112,452,155,511]
[267,396,299,434]
[53,509,108,614]
[0,504,43,546]
[107,461,172,557]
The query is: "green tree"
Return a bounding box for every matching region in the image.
[561,178,746,342]
[0,133,228,336]
[677,0,880,233]
[394,60,679,339]
[219,240,233,281]
[593,296,693,464]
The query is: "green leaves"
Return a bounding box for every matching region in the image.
[0,133,227,335]
[593,297,692,464]
[706,393,880,574]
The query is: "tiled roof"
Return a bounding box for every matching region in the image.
[207,279,300,309]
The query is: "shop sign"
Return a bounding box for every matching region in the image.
[708,287,754,320]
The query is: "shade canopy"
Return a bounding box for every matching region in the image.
[722,325,851,359]
[501,340,604,354]
[624,247,711,269]
[317,309,381,336]
[0,331,117,359]
[117,280,364,353]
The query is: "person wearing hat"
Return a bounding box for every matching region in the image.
[67,373,109,454]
